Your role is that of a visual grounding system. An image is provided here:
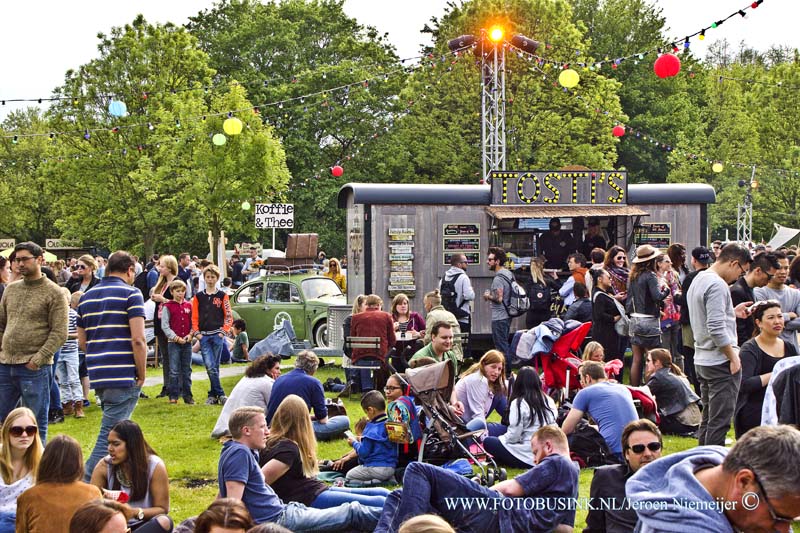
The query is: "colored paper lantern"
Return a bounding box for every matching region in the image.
[212,133,227,146]
[612,125,625,137]
[241,201,251,210]
[653,53,681,79]
[223,117,243,135]
[558,68,580,88]
[331,165,344,177]
[712,162,724,173]
[108,100,127,117]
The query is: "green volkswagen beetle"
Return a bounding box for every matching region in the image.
[230,271,345,348]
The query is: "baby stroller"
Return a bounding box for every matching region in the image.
[535,321,592,403]
[397,359,507,486]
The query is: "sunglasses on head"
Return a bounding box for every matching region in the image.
[9,425,37,437]
[628,441,661,454]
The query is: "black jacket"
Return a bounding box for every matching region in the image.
[675,268,705,326]
[564,297,592,323]
[646,367,700,417]
[627,271,668,316]
[584,463,638,533]
[66,275,100,294]
[730,276,756,346]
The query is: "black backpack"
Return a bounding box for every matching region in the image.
[440,273,470,320]
[528,280,551,313]
[133,271,150,301]
[568,420,617,468]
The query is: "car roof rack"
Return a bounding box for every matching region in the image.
[261,263,322,281]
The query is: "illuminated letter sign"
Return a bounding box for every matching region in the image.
[490,170,627,206]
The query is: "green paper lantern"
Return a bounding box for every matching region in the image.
[212,133,227,146]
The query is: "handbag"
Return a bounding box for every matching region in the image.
[325,398,347,418]
[594,291,630,337]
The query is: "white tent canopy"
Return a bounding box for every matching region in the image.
[767,223,800,249]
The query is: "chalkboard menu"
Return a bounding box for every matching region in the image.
[635,222,671,250]
[388,227,416,296]
[443,223,481,266]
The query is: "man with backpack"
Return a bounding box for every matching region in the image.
[439,254,474,344]
[484,247,528,374]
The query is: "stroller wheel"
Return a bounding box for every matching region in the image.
[498,468,507,481]
[471,475,482,485]
[486,470,495,486]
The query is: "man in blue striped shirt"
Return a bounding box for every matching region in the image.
[77,251,147,480]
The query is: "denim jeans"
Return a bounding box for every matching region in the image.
[374,462,500,533]
[49,349,61,410]
[84,386,141,481]
[277,500,382,532]
[313,415,350,441]
[482,436,533,469]
[491,319,511,375]
[167,343,193,400]
[0,363,51,444]
[200,335,225,398]
[311,486,391,509]
[695,362,741,446]
[55,349,83,403]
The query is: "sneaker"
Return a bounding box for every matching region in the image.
[155,390,168,399]
[83,399,91,407]
[217,395,228,405]
[205,397,218,405]
[49,410,65,424]
[139,391,150,399]
[183,398,195,405]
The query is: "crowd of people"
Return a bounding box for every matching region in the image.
[2,232,800,532]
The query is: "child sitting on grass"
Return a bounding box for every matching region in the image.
[231,319,249,363]
[346,390,397,484]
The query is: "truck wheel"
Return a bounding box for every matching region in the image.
[313,322,329,348]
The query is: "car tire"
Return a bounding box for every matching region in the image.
[313,322,329,348]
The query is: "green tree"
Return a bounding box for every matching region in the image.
[188,0,404,256]
[0,109,61,244]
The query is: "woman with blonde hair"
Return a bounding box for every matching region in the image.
[0,407,43,530]
[151,255,179,399]
[324,258,346,294]
[399,514,455,533]
[66,254,100,293]
[524,258,554,330]
[451,350,508,436]
[259,395,388,509]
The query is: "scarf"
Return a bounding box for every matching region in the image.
[607,265,630,295]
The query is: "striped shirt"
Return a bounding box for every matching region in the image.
[61,308,79,356]
[77,276,145,389]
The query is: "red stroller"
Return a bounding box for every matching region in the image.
[534,322,592,402]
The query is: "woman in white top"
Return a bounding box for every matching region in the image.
[90,420,172,532]
[482,367,556,468]
[0,407,43,531]
[211,355,282,438]
[450,350,508,437]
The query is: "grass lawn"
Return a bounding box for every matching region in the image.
[51,359,704,528]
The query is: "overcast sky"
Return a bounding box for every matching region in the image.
[1,0,798,121]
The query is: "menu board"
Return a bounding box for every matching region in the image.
[388,227,416,296]
[635,222,672,250]
[443,223,481,265]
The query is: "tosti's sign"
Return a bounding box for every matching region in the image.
[490,170,627,206]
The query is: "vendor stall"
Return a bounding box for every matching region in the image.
[338,172,714,343]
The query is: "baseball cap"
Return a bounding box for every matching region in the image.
[691,246,713,266]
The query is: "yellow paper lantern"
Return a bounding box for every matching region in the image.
[712,162,723,173]
[223,117,243,135]
[558,68,580,88]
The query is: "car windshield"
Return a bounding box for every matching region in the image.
[302,277,343,300]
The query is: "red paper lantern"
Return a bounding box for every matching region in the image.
[331,165,344,177]
[612,125,625,137]
[654,53,681,78]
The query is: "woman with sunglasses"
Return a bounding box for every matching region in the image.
[16,434,102,533]
[602,245,630,301]
[259,395,389,509]
[0,407,43,532]
[89,420,172,533]
[644,349,701,436]
[735,300,798,437]
[66,254,100,294]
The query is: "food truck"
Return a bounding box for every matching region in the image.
[338,170,715,343]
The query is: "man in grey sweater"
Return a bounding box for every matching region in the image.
[687,243,752,446]
[754,250,800,353]
[0,242,68,444]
